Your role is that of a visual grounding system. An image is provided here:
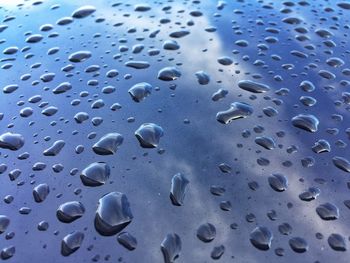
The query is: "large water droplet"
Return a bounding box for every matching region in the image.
[291,114,319,132]
[135,123,164,148]
[80,162,110,186]
[316,203,339,220]
[1,246,15,260]
[95,192,133,236]
[328,234,347,251]
[0,132,24,151]
[57,201,85,223]
[92,133,123,155]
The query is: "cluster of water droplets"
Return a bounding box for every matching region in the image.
[0,0,350,262]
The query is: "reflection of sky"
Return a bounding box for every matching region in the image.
[0,0,350,262]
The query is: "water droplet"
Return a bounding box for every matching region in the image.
[170,173,189,206]
[25,34,43,43]
[80,162,110,186]
[74,112,89,123]
[135,123,164,148]
[72,5,96,18]
[1,246,15,260]
[263,106,278,117]
[3,46,18,55]
[210,185,225,196]
[332,156,350,173]
[312,139,330,153]
[300,96,317,107]
[163,40,180,50]
[328,234,347,251]
[158,67,181,81]
[299,81,315,92]
[278,223,292,235]
[53,82,72,94]
[250,226,273,250]
[338,2,350,10]
[216,102,253,124]
[212,89,228,101]
[125,61,150,69]
[117,232,137,251]
[299,187,320,201]
[316,203,339,220]
[43,140,65,156]
[326,57,344,68]
[0,132,24,151]
[195,71,210,85]
[289,237,308,253]
[220,200,232,211]
[211,245,225,260]
[37,221,49,231]
[319,70,335,80]
[68,51,92,63]
[218,163,232,173]
[19,107,33,118]
[169,30,190,38]
[95,192,133,236]
[217,56,233,65]
[41,106,58,117]
[57,17,73,26]
[238,80,270,93]
[3,84,18,94]
[61,231,84,256]
[282,17,303,25]
[268,174,288,192]
[57,201,85,223]
[0,216,10,234]
[134,4,151,12]
[196,223,216,242]
[275,247,285,257]
[255,136,276,150]
[33,183,49,202]
[92,133,123,155]
[128,82,152,102]
[291,114,319,132]
[161,233,181,263]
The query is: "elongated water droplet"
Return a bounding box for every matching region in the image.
[170,173,189,206]
[161,233,181,263]
[216,102,253,124]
